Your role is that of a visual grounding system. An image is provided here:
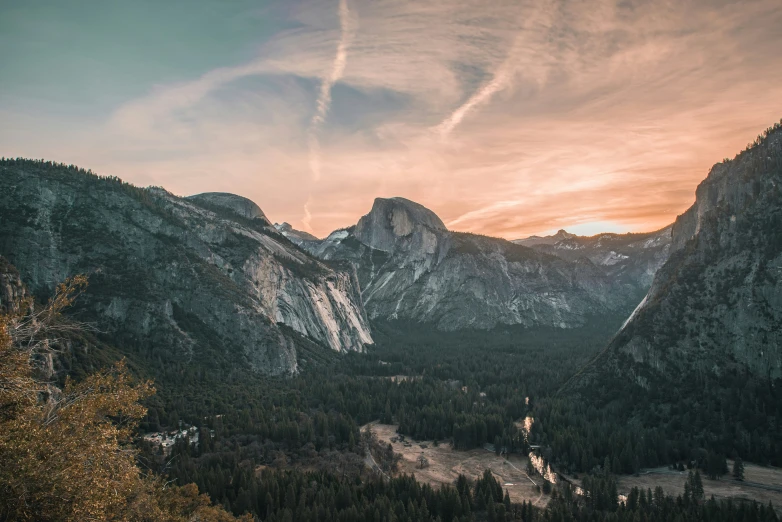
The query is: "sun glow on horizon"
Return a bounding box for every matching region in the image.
[538,221,634,238]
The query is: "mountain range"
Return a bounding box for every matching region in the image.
[283,197,670,330]
[514,226,672,290]
[2,121,781,383]
[0,160,679,376]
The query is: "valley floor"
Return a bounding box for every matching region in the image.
[367,423,782,514]
[619,463,782,513]
[365,422,549,508]
[559,462,782,514]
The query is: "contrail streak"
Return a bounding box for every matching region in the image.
[435,53,516,141]
[308,0,352,182]
[301,196,314,232]
[435,0,556,141]
[436,62,514,139]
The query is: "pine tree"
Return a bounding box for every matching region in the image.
[383,400,392,424]
[732,457,745,481]
[487,499,496,522]
[692,470,705,502]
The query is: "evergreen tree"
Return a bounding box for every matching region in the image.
[692,470,705,502]
[733,457,745,481]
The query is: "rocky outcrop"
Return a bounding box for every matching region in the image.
[302,197,654,330]
[353,197,447,255]
[0,160,372,375]
[580,122,782,383]
[186,192,270,223]
[0,255,27,314]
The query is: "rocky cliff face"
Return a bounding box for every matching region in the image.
[516,227,673,290]
[0,255,27,314]
[0,160,372,375]
[301,198,654,330]
[353,197,446,255]
[582,123,782,383]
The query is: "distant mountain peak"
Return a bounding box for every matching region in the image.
[372,197,446,231]
[513,229,575,247]
[353,197,446,253]
[274,222,319,242]
[186,192,269,223]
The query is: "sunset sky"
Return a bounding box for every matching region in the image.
[2,0,781,239]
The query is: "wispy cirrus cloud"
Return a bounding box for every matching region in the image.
[307,0,353,182]
[434,0,556,140]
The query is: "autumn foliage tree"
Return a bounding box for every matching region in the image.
[0,272,249,521]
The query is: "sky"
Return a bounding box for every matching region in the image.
[1,0,781,239]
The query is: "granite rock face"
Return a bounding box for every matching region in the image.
[353,197,447,255]
[582,124,782,384]
[299,197,657,330]
[0,255,27,314]
[0,161,372,375]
